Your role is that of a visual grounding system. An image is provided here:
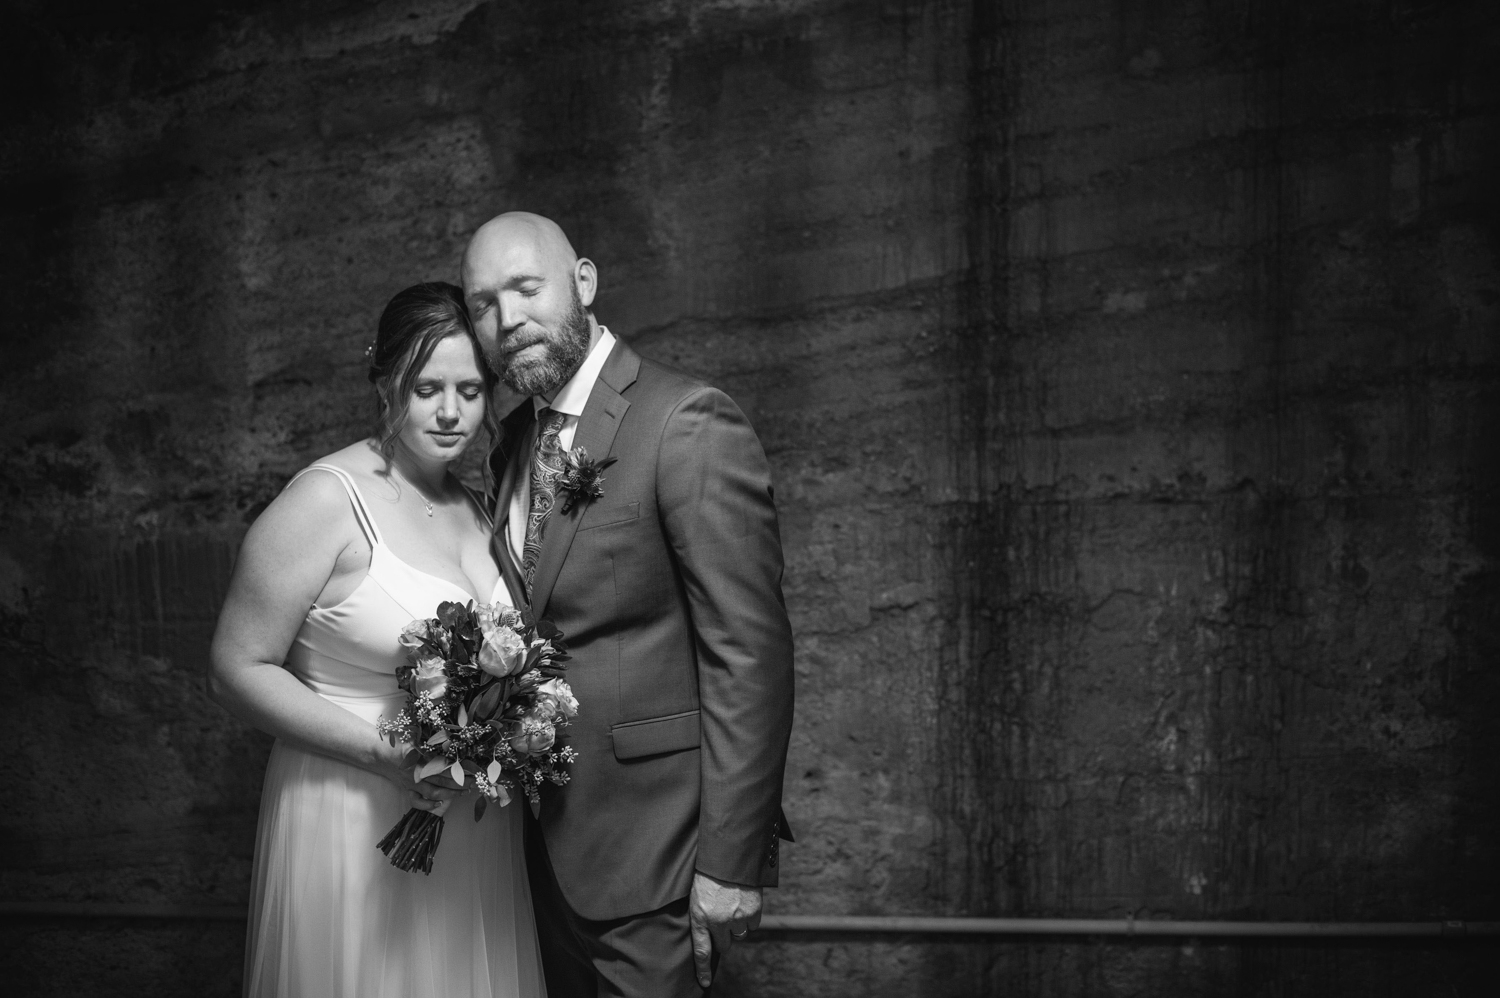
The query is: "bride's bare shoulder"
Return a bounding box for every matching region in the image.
[259,441,379,533]
[303,439,400,500]
[304,439,384,476]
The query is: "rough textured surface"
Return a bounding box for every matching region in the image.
[1,1,1497,995]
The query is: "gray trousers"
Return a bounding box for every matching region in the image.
[524,810,713,998]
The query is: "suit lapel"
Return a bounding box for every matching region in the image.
[528,339,641,617]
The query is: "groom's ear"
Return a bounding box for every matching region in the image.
[574,257,598,308]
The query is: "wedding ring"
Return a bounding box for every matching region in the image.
[731,928,748,939]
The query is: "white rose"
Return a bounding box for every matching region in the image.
[536,678,579,719]
[398,618,434,651]
[478,625,528,678]
[509,717,556,756]
[410,653,448,699]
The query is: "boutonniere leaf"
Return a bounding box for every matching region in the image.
[556,447,616,515]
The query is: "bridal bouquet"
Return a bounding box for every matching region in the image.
[374,600,579,873]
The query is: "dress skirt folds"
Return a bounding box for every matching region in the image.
[245,739,540,998]
[243,465,542,998]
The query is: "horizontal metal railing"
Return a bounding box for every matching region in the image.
[756,915,1500,937]
[3,902,1496,938]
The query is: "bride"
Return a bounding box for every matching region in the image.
[210,282,543,998]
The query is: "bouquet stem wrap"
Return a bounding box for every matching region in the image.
[376,807,446,874]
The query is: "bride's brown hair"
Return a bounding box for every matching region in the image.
[367,282,501,464]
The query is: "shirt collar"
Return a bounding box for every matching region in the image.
[535,326,616,418]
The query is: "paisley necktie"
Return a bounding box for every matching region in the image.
[522,407,568,601]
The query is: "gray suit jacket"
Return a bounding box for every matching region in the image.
[490,337,795,921]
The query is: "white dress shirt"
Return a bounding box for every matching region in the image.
[505,327,618,565]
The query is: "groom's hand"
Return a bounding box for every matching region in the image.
[689,872,762,989]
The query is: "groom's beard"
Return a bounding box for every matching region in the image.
[499,287,592,397]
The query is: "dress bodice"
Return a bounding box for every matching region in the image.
[284,464,508,724]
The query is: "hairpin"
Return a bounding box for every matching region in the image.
[364,342,377,361]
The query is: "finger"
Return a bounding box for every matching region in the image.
[708,918,733,958]
[414,782,459,801]
[747,908,762,932]
[690,906,714,988]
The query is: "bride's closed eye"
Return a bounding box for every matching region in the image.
[413,383,483,400]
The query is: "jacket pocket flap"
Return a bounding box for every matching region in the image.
[611,709,701,760]
[579,501,640,531]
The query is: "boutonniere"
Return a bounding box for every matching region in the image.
[556,447,617,515]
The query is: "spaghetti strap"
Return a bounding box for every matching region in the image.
[286,464,385,549]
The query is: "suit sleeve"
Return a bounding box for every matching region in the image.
[657,386,795,887]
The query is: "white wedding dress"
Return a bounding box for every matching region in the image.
[244,464,543,998]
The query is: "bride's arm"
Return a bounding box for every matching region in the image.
[208,471,451,808]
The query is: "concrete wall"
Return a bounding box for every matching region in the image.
[1,1,1496,994]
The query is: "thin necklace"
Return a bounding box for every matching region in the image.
[394,465,442,517]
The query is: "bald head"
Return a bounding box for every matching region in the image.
[462,212,578,283]
[461,212,599,396]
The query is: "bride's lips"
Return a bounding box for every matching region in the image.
[428,430,465,445]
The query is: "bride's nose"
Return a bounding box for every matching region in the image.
[436,390,460,425]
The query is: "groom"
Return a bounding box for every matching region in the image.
[461,212,795,996]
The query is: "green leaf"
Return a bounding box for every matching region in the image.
[487,760,502,783]
[473,794,487,823]
[415,755,450,782]
[449,760,465,786]
[472,682,504,722]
